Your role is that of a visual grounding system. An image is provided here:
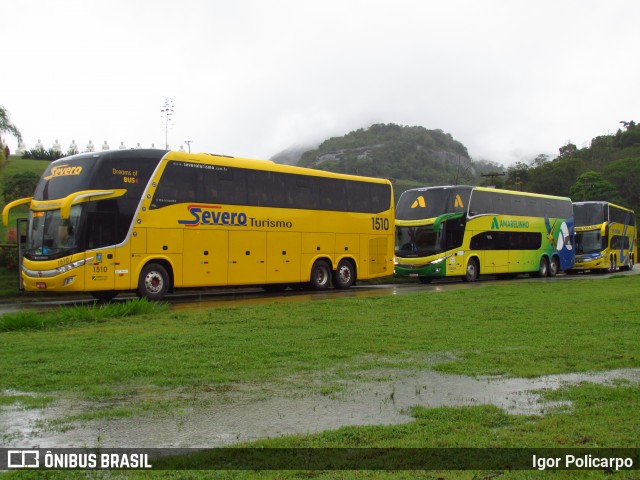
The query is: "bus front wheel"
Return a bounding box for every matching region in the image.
[138,263,170,300]
[464,258,479,282]
[333,259,356,289]
[310,260,332,290]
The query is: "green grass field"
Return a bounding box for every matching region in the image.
[2,276,639,396]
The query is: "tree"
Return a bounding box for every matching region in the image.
[530,154,549,167]
[506,162,529,190]
[569,171,619,202]
[603,157,640,212]
[0,106,23,169]
[558,143,577,159]
[2,171,40,203]
[0,105,22,144]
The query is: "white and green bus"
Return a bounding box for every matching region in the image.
[394,186,575,282]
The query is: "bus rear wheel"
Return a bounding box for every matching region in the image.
[138,263,170,300]
[535,257,549,277]
[464,258,479,282]
[333,259,355,289]
[310,259,332,290]
[549,256,560,277]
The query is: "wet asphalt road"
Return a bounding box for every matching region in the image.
[1,267,638,315]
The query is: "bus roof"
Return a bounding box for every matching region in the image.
[405,185,571,202]
[573,200,635,213]
[164,150,392,185]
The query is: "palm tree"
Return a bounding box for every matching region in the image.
[0,105,23,144]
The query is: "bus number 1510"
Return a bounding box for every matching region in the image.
[371,217,390,231]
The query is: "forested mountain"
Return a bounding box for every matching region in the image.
[291,124,479,186]
[497,121,640,212]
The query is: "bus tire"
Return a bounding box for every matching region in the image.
[549,256,560,277]
[535,257,549,277]
[310,259,332,290]
[138,262,170,300]
[333,259,356,289]
[464,258,479,282]
[92,290,118,302]
[630,255,635,270]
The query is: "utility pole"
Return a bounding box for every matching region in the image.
[481,171,505,188]
[184,140,193,153]
[160,98,174,149]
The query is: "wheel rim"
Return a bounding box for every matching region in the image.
[145,271,164,294]
[540,260,548,276]
[467,262,476,279]
[337,265,351,285]
[550,258,558,276]
[314,267,329,286]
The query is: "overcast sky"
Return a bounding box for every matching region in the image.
[4,0,639,165]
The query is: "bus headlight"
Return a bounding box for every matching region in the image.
[56,258,90,275]
[429,255,452,265]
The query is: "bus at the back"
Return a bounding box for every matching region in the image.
[570,201,636,273]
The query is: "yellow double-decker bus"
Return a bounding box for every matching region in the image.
[569,201,636,273]
[2,149,394,300]
[394,186,575,282]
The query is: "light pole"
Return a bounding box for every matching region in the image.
[184,140,193,153]
[160,98,174,149]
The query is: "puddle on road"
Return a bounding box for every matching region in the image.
[2,367,639,448]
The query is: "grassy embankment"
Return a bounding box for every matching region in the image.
[1,276,639,479]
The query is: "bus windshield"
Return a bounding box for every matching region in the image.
[574,203,606,226]
[395,225,442,257]
[27,205,82,258]
[395,187,471,221]
[575,230,604,255]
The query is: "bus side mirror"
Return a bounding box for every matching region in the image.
[601,222,608,238]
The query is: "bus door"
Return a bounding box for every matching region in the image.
[83,211,117,292]
[17,218,28,291]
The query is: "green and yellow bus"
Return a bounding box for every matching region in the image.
[394,186,574,282]
[569,201,636,273]
[2,149,394,300]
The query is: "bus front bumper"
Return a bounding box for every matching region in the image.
[570,254,606,271]
[22,270,83,292]
[21,259,87,292]
[394,260,447,279]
